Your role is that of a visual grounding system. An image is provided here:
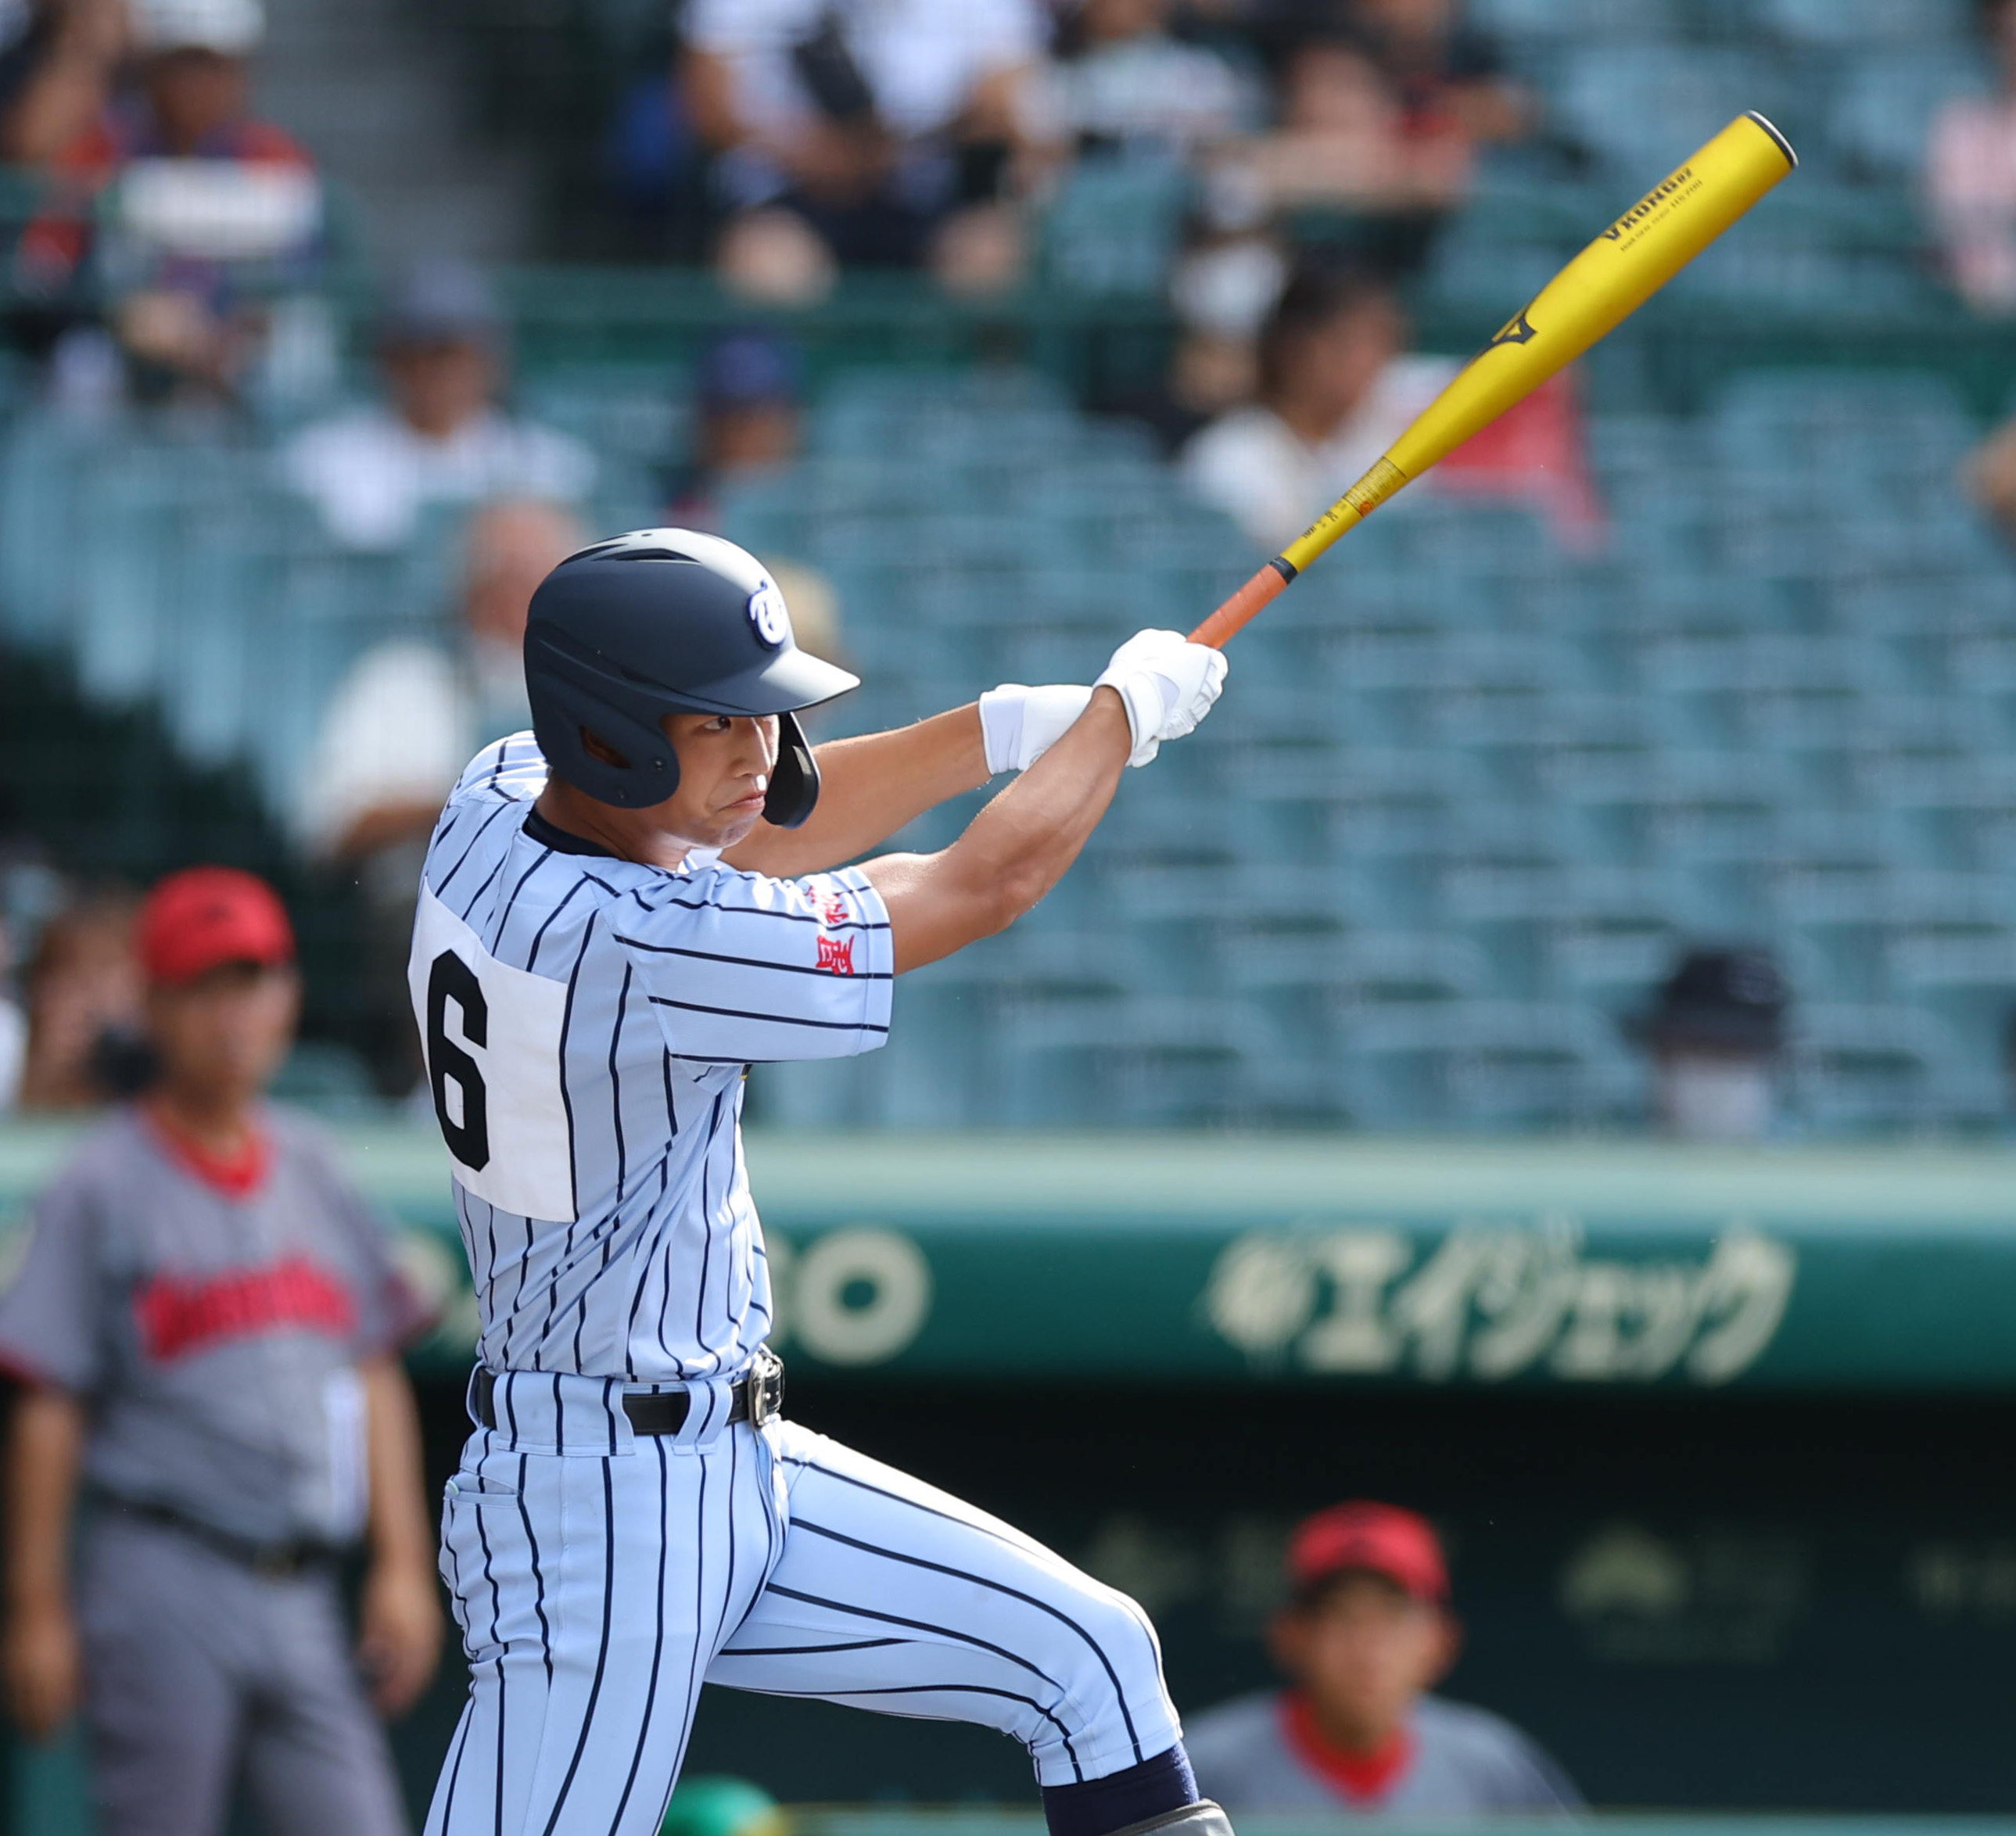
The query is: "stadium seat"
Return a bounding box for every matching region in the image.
[1828,47,1988,183]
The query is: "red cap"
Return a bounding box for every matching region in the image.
[1288,1501,1449,1603]
[138,867,295,986]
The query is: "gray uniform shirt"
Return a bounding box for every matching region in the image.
[1186,1689,1582,1814]
[0,1106,421,1546]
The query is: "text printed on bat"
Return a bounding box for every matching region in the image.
[1605,170,1709,255]
[1603,164,1694,242]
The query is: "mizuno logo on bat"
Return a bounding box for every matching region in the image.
[1603,166,1692,240]
[1489,309,1537,348]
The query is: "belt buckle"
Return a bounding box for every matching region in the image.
[748,1350,783,1429]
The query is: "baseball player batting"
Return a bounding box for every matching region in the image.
[407,530,1231,1836]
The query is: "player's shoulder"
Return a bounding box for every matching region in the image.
[258,1103,351,1177]
[38,1108,149,1198]
[448,732,549,807]
[1415,1694,1574,1788]
[281,400,393,463]
[1181,405,1289,473]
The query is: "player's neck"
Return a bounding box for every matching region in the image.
[533,780,698,872]
[145,1081,262,1156]
[1296,1689,1408,1759]
[1270,392,1354,448]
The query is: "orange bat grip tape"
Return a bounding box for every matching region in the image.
[1189,561,1290,649]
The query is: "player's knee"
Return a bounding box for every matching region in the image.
[1049,1573,1171,1729]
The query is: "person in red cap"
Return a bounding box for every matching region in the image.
[0,866,442,1836]
[1184,1501,1580,1814]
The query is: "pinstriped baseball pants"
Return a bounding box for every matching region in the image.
[425,1371,1182,1836]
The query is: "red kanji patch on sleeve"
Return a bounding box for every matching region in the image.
[816,934,856,976]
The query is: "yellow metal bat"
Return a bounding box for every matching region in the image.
[1191,110,1798,647]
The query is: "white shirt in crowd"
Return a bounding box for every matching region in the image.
[297,637,530,854]
[687,0,1043,143]
[1032,33,1261,154]
[1178,355,1459,554]
[280,405,595,551]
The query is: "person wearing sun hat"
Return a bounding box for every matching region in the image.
[1184,1500,1581,1813]
[0,866,441,1836]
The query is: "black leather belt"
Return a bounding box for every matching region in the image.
[106,1497,343,1578]
[470,1351,784,1439]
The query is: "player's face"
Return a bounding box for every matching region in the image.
[658,711,781,849]
[145,961,300,1104]
[1270,1572,1455,1747]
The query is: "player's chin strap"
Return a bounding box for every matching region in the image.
[1104,1802,1237,1836]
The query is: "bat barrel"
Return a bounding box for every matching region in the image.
[1191,110,1798,644]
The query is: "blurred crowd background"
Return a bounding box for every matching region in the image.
[9,0,2016,1139]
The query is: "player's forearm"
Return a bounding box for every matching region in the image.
[866,690,1130,971]
[723,706,989,878]
[360,1357,432,1576]
[3,1391,84,1615]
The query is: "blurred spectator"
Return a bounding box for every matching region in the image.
[1100,228,1286,452]
[1178,260,1598,547]
[301,499,582,1091]
[1178,264,1447,550]
[681,0,1048,301]
[0,867,440,1834]
[1201,34,1469,256]
[15,886,145,1110]
[1341,0,1529,145]
[1035,0,1262,160]
[280,261,596,550]
[0,0,127,166]
[666,326,807,529]
[302,499,581,861]
[1186,1501,1580,1813]
[1634,947,1790,1145]
[1928,0,2016,314]
[21,0,324,398]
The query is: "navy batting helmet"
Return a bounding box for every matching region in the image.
[523,529,857,826]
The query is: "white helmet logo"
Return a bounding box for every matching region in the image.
[747,579,791,649]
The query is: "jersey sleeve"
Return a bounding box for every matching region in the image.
[620,864,894,1063]
[447,732,550,808]
[0,1167,105,1393]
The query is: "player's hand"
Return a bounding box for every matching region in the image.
[3,1598,81,1740]
[357,1555,444,1719]
[978,684,1095,775]
[1094,629,1229,767]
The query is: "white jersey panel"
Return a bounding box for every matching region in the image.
[410,733,894,1382]
[410,883,577,1222]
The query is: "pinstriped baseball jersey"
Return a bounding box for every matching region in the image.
[406,733,894,1382]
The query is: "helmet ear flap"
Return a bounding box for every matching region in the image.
[762,712,820,830]
[529,672,680,810]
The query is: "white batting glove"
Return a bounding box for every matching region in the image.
[1094,629,1229,767]
[978,683,1096,774]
